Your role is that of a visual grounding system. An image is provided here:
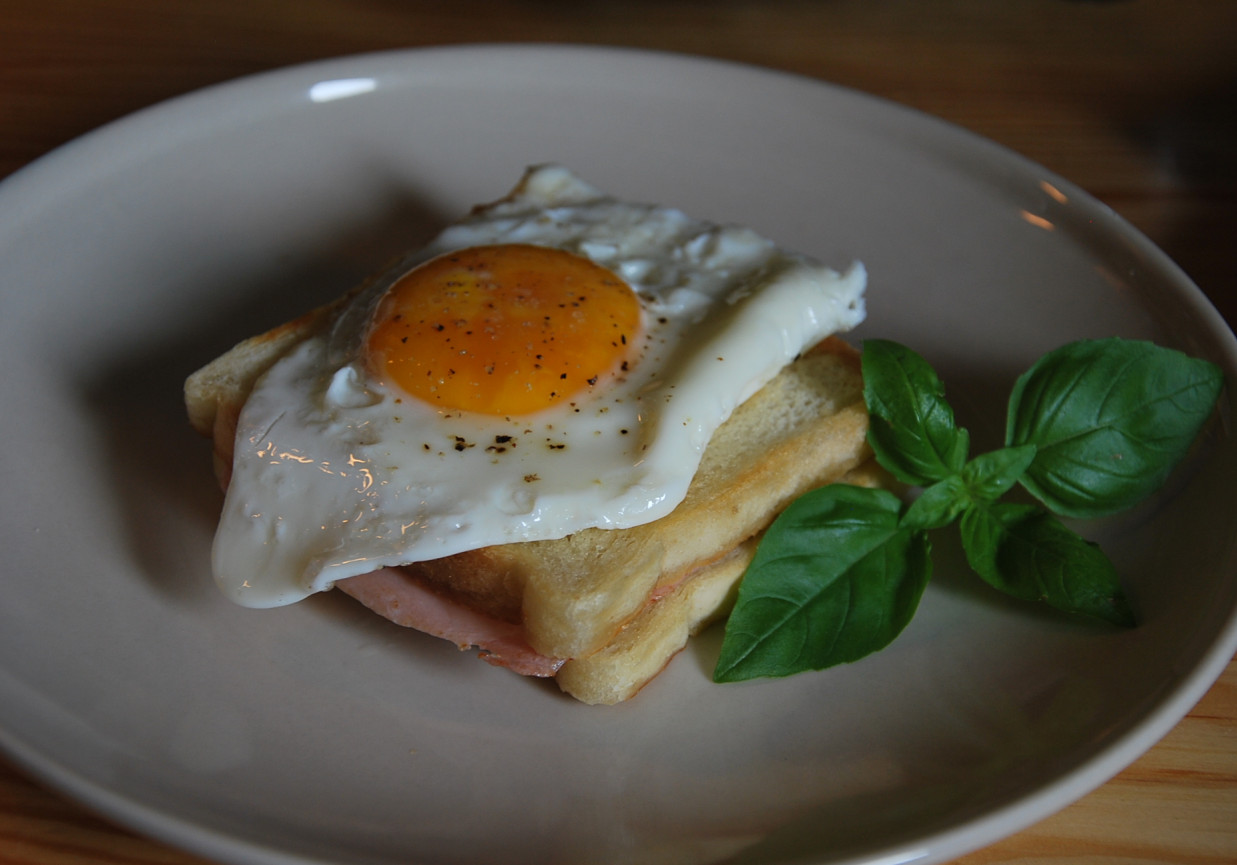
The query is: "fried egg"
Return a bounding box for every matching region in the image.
[214,165,866,607]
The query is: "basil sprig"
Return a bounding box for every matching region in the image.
[714,338,1222,683]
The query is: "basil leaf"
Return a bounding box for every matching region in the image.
[960,502,1134,626]
[714,484,931,682]
[902,475,968,531]
[863,339,970,486]
[1006,338,1223,519]
[960,444,1038,500]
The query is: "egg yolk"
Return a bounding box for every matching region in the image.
[366,244,642,416]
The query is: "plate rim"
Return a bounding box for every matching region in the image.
[2,41,1235,865]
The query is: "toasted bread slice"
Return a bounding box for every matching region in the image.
[554,458,887,705]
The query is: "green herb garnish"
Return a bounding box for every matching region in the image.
[714,337,1223,683]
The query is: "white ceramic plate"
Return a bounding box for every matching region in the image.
[1,45,1234,865]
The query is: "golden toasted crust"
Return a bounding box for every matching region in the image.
[556,542,753,705]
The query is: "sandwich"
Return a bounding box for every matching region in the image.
[185,165,874,704]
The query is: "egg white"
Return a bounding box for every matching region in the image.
[213,165,866,607]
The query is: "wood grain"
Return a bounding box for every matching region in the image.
[2,1,1235,863]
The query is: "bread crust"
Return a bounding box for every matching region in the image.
[554,458,887,704]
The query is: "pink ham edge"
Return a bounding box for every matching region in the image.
[336,567,566,677]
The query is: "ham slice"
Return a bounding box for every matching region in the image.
[336,567,565,677]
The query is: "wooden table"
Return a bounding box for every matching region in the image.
[2,1,1234,862]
